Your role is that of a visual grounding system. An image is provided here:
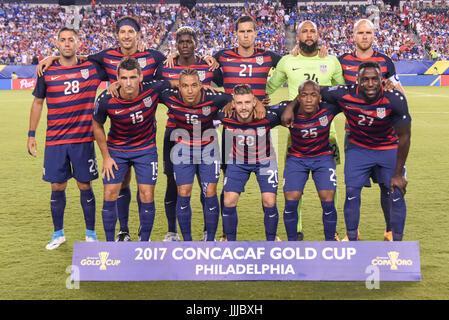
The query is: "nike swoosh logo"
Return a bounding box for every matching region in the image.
[292,67,301,71]
[227,58,235,62]
[87,198,94,203]
[50,200,57,202]
[209,207,217,211]
[324,211,333,215]
[347,197,356,200]
[165,201,174,205]
[180,205,188,210]
[393,198,401,202]
[269,214,277,218]
[115,110,125,114]
[285,211,293,214]
[152,177,157,180]
[168,74,177,78]
[51,76,61,80]
[118,194,125,199]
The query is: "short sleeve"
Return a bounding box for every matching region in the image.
[32,75,46,99]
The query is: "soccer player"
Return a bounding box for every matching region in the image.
[281,80,340,241]
[92,57,174,241]
[27,27,104,249]
[37,16,168,241]
[322,62,411,241]
[159,69,235,241]
[155,26,224,242]
[212,15,282,240]
[266,20,345,240]
[213,15,282,102]
[338,18,406,241]
[218,84,285,241]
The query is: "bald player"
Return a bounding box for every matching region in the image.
[266,20,345,240]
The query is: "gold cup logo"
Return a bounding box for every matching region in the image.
[99,251,109,270]
[388,251,399,270]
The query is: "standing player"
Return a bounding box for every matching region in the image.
[281,80,340,241]
[321,62,411,241]
[159,69,234,241]
[92,57,174,241]
[155,26,223,242]
[266,20,345,240]
[27,27,104,249]
[339,18,406,241]
[212,15,282,240]
[218,84,286,241]
[37,16,167,242]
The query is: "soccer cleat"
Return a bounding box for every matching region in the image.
[296,231,304,241]
[85,230,98,242]
[219,234,227,241]
[275,235,282,241]
[163,232,180,242]
[384,231,393,241]
[115,231,131,242]
[46,231,66,250]
[342,229,361,241]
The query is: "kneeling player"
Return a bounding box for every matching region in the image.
[93,57,173,241]
[219,84,285,241]
[282,80,340,241]
[160,69,233,241]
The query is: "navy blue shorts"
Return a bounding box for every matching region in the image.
[223,158,278,194]
[43,142,98,183]
[283,155,337,192]
[172,142,221,186]
[104,147,158,185]
[344,143,397,188]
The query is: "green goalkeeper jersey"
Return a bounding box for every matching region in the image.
[266,52,345,99]
[266,52,345,165]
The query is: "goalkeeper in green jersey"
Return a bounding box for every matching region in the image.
[266,20,345,241]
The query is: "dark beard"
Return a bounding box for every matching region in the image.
[299,40,318,54]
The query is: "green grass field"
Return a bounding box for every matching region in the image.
[1,86,448,300]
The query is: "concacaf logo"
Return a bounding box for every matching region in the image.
[371,251,413,270]
[80,251,121,270]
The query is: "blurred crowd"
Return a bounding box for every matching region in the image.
[0,1,177,65]
[1,1,448,65]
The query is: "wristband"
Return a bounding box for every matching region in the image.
[28,130,36,137]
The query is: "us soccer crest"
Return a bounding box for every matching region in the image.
[257,126,266,136]
[80,69,89,79]
[202,106,211,116]
[377,107,386,119]
[138,57,146,68]
[198,70,206,81]
[143,96,152,107]
[319,115,328,126]
[320,64,328,74]
[256,56,264,65]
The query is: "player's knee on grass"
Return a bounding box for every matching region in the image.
[284,190,302,201]
[138,184,155,203]
[261,192,276,208]
[317,190,335,203]
[177,184,193,197]
[104,183,122,201]
[203,182,217,198]
[223,191,239,208]
[76,180,92,191]
[51,181,68,192]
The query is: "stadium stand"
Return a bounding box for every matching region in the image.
[0,0,448,72]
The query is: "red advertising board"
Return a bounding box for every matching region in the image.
[11,79,108,90]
